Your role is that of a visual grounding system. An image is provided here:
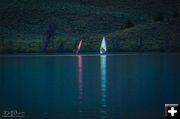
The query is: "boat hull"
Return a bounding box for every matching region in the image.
[100,48,106,54]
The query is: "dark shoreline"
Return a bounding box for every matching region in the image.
[0,52,180,56]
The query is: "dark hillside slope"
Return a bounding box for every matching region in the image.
[106,19,180,52]
[0,0,180,53]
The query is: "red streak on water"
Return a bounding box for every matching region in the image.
[78,55,83,104]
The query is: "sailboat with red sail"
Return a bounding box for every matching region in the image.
[73,40,83,54]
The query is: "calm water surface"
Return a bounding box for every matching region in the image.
[0,53,180,119]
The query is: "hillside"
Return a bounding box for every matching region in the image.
[0,0,180,53]
[106,19,180,52]
[1,18,180,53]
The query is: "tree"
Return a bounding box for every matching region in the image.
[138,37,143,51]
[165,36,171,52]
[57,41,64,53]
[0,35,5,48]
[173,11,179,18]
[111,37,122,51]
[124,20,134,29]
[154,12,164,22]
[43,23,56,53]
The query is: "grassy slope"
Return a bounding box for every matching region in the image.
[0,0,180,53]
[106,19,180,52]
[1,18,180,53]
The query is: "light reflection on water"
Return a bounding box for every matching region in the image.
[77,55,83,113]
[100,55,107,119]
[77,55,107,118]
[0,54,179,119]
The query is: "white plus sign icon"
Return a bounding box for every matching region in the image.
[168,107,177,116]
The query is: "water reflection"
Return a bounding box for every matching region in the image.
[100,55,107,119]
[77,55,83,113]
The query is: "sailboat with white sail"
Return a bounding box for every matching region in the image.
[100,36,107,54]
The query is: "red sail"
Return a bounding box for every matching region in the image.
[74,40,83,54]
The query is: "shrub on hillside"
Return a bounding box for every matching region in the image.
[173,11,179,18]
[124,20,134,29]
[154,12,165,22]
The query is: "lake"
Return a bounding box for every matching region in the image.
[0,53,180,119]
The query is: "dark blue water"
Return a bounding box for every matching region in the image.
[0,53,180,119]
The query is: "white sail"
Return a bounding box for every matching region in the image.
[100,36,107,54]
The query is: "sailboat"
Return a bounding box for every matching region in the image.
[73,40,83,54]
[100,36,107,54]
